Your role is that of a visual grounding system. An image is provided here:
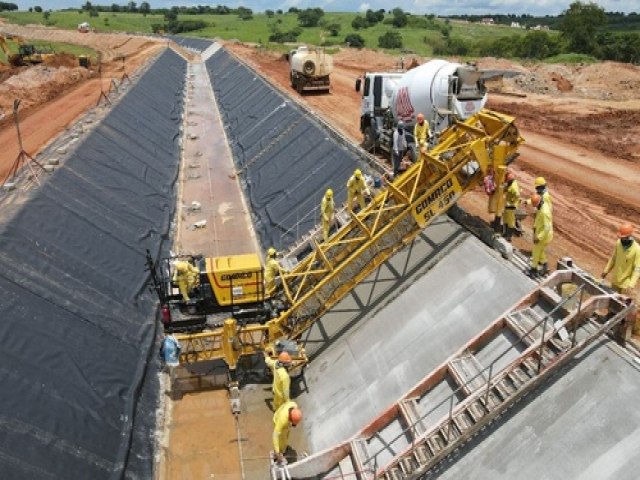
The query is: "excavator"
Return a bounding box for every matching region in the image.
[0,34,55,66]
[147,109,524,376]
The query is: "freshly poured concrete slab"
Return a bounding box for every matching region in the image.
[297,233,535,452]
[436,341,640,480]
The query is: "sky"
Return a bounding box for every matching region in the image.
[10,0,640,16]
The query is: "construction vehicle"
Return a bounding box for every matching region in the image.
[155,109,522,377]
[287,46,333,94]
[356,59,489,155]
[78,22,91,33]
[78,55,90,68]
[0,34,55,66]
[146,252,286,333]
[0,34,13,64]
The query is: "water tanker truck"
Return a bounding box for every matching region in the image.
[288,46,333,94]
[356,59,489,155]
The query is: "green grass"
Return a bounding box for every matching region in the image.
[0,11,533,57]
[0,11,164,32]
[543,53,598,64]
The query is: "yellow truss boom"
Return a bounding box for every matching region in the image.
[176,109,523,368]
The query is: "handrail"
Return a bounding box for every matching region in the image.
[363,283,586,470]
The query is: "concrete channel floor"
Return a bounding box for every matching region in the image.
[174,60,258,257]
[160,58,280,480]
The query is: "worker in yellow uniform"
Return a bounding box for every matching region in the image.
[502,170,520,242]
[413,112,431,162]
[347,169,369,212]
[528,193,553,277]
[264,351,292,411]
[273,401,303,464]
[523,176,553,211]
[172,259,200,301]
[602,222,640,334]
[264,247,281,294]
[320,188,335,242]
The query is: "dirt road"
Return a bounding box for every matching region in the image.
[0,30,163,181]
[225,43,640,278]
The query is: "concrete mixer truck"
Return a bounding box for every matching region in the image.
[288,45,333,94]
[355,59,488,155]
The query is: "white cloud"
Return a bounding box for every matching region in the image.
[359,3,371,12]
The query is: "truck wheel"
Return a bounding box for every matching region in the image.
[296,78,304,94]
[362,126,375,152]
[290,73,295,88]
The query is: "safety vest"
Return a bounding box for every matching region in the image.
[347,175,366,195]
[414,121,430,146]
[533,201,553,244]
[505,180,520,208]
[321,195,334,221]
[605,239,640,290]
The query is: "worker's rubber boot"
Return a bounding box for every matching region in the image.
[540,263,549,276]
[515,220,523,237]
[492,216,502,233]
[504,227,513,243]
[527,267,539,278]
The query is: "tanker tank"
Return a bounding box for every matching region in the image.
[390,60,488,133]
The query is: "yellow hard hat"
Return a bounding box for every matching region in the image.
[267,247,276,257]
[354,169,362,178]
[326,188,333,198]
[534,176,546,187]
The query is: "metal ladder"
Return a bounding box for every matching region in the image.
[285,268,635,479]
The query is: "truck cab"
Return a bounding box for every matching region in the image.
[356,72,404,153]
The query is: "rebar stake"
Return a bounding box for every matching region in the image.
[2,99,47,188]
[96,62,111,107]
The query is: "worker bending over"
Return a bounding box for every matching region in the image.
[528,193,553,277]
[172,259,200,301]
[264,247,281,294]
[320,188,335,242]
[413,113,431,162]
[503,170,520,242]
[602,222,640,335]
[347,169,370,212]
[265,351,292,411]
[273,401,303,464]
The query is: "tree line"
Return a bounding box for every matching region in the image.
[438,2,640,63]
[7,2,640,63]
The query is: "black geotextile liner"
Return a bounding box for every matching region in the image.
[0,49,186,479]
[206,49,360,251]
[168,35,213,52]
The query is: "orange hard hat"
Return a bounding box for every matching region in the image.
[289,407,303,425]
[530,194,541,207]
[618,222,634,238]
[278,351,292,364]
[506,172,515,182]
[416,113,425,123]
